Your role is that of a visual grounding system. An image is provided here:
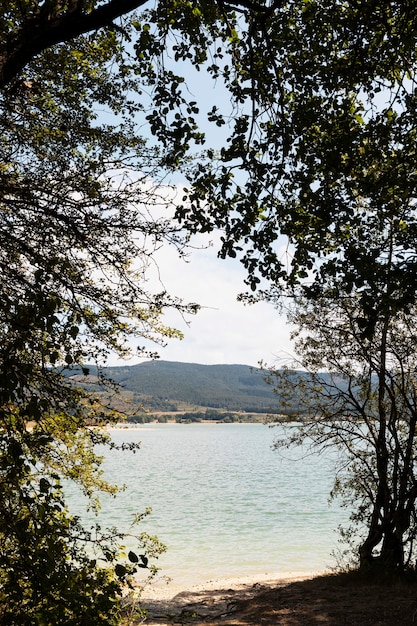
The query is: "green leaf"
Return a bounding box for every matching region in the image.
[39,478,50,493]
[115,564,127,578]
[128,550,139,563]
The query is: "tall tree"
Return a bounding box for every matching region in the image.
[268,201,417,575]
[3,0,417,607]
[0,9,193,623]
[241,3,417,577]
[1,2,287,619]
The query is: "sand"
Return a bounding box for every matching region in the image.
[139,571,319,600]
[131,569,417,625]
[136,572,321,625]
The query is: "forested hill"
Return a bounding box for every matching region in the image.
[103,360,282,413]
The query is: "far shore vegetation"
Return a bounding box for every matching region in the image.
[124,409,282,424]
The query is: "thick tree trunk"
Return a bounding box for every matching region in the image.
[359,514,406,575]
[379,529,405,571]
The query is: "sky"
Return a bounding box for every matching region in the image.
[105,90,299,367]
[113,236,297,368]
[108,48,297,368]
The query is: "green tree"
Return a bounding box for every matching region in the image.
[5,2,417,296]
[4,0,417,607]
[173,1,417,295]
[2,2,285,620]
[268,210,417,576]
[0,6,197,622]
[239,2,417,579]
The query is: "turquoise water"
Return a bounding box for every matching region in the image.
[66,423,348,587]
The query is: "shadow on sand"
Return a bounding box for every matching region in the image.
[139,572,417,625]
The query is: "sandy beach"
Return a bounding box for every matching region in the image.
[139,571,319,601]
[134,570,417,625]
[138,573,316,625]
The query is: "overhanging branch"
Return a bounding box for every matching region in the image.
[0,0,276,88]
[0,0,149,88]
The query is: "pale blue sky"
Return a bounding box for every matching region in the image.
[107,41,296,368]
[112,234,296,368]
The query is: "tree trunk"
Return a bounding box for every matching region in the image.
[359,522,383,569]
[359,515,405,575]
[379,529,404,571]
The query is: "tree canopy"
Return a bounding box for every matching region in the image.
[4,2,417,301]
[0,4,197,621]
[172,1,417,296]
[3,0,417,613]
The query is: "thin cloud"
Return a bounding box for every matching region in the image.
[113,239,295,367]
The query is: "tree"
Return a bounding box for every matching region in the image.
[173,1,417,295]
[232,3,417,578]
[3,0,417,607]
[0,7,197,623]
[268,210,417,575]
[2,1,297,620]
[5,2,417,296]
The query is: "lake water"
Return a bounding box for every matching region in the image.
[66,423,348,588]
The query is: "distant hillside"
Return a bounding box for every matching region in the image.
[102,360,282,413]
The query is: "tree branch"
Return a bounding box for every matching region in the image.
[0,0,149,88]
[1,0,276,88]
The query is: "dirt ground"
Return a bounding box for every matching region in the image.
[134,572,417,626]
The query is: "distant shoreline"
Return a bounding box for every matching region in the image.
[106,421,274,430]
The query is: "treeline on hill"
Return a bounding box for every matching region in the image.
[125,409,262,423]
[68,361,334,419]
[68,362,356,423]
[102,361,287,413]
